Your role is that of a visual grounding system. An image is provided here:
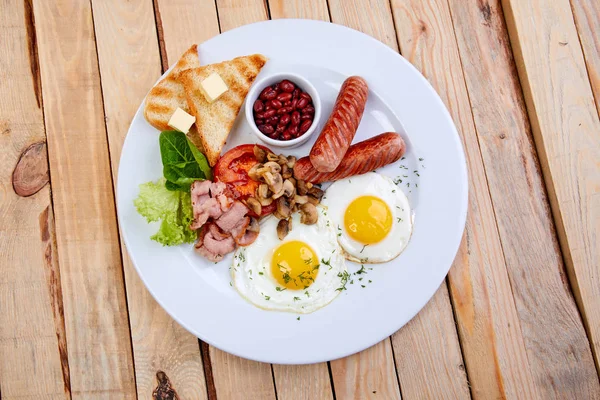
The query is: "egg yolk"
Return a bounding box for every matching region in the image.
[271,240,320,290]
[344,195,392,244]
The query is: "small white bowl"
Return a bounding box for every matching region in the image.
[245,72,322,148]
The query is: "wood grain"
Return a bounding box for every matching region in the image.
[330,341,401,399]
[502,0,600,374]
[391,284,470,399]
[390,0,541,398]
[89,0,209,398]
[269,0,330,20]
[326,1,471,398]
[447,0,600,397]
[570,0,600,115]
[0,1,70,397]
[31,0,136,397]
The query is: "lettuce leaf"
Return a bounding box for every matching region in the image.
[159,131,212,191]
[134,178,196,246]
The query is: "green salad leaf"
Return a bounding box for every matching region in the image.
[159,131,212,190]
[134,178,196,246]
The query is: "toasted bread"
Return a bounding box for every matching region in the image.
[144,44,200,132]
[180,54,267,166]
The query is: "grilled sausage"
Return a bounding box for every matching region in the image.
[309,76,368,172]
[294,133,405,184]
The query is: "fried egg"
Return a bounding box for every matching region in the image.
[321,172,413,263]
[232,206,347,313]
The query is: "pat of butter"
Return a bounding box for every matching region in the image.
[199,73,228,103]
[168,107,196,134]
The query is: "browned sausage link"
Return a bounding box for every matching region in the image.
[309,76,368,172]
[294,133,406,184]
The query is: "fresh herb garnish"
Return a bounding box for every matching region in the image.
[336,271,350,291]
[293,297,300,302]
[276,287,286,292]
[159,131,211,191]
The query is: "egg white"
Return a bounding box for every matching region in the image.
[231,206,348,313]
[321,172,413,263]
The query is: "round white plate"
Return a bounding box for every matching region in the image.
[117,19,468,364]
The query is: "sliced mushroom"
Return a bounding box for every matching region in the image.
[297,179,309,195]
[253,145,267,163]
[264,172,283,195]
[294,194,309,205]
[308,186,324,201]
[248,163,265,181]
[286,155,296,168]
[257,183,269,199]
[307,195,320,205]
[275,197,292,219]
[259,196,273,206]
[278,154,288,166]
[267,152,279,162]
[277,218,290,240]
[248,217,260,233]
[246,197,262,216]
[264,161,281,174]
[300,203,318,225]
[283,179,295,197]
[281,164,292,179]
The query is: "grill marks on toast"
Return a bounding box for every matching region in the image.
[143,44,200,131]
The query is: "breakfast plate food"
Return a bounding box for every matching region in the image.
[117,19,467,364]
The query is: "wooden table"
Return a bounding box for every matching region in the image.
[1,0,599,398]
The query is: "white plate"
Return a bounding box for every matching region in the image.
[117,19,468,364]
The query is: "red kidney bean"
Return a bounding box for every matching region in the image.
[292,88,300,100]
[271,83,280,92]
[258,124,274,134]
[302,106,315,115]
[265,90,277,100]
[279,114,291,126]
[300,92,311,101]
[299,119,312,133]
[282,131,292,140]
[280,80,295,93]
[300,113,312,120]
[283,101,292,107]
[270,99,283,109]
[268,132,279,139]
[287,125,298,137]
[255,112,265,119]
[277,92,292,102]
[290,99,298,109]
[259,87,272,100]
[255,118,265,125]
[253,100,264,113]
[276,125,286,134]
[291,111,300,126]
[296,97,308,110]
[277,106,293,115]
[266,114,279,123]
[265,104,273,111]
[263,109,277,119]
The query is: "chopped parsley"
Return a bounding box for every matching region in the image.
[276,287,286,292]
[304,257,313,265]
[297,316,300,320]
[293,297,300,302]
[397,217,403,223]
[265,295,271,301]
[356,265,367,275]
[305,291,310,298]
[259,272,264,275]
[336,271,350,291]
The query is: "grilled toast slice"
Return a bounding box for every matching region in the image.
[144,44,200,132]
[180,54,267,166]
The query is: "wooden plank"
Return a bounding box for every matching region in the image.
[570,0,600,115]
[502,0,600,373]
[0,1,70,397]
[89,0,209,398]
[389,0,541,398]
[330,341,401,399]
[31,0,136,397]
[447,0,600,397]
[269,0,330,20]
[266,2,335,399]
[391,285,470,399]
[326,1,470,398]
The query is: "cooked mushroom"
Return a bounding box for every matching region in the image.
[277,218,290,240]
[307,195,320,205]
[308,186,324,201]
[286,155,296,168]
[297,179,309,195]
[275,197,292,219]
[248,163,265,181]
[264,171,283,194]
[257,183,269,199]
[267,152,279,162]
[264,161,281,174]
[281,164,292,179]
[259,196,273,206]
[248,217,260,232]
[282,179,295,198]
[278,154,288,165]
[246,197,262,216]
[300,203,318,225]
[253,145,267,163]
[294,194,309,204]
